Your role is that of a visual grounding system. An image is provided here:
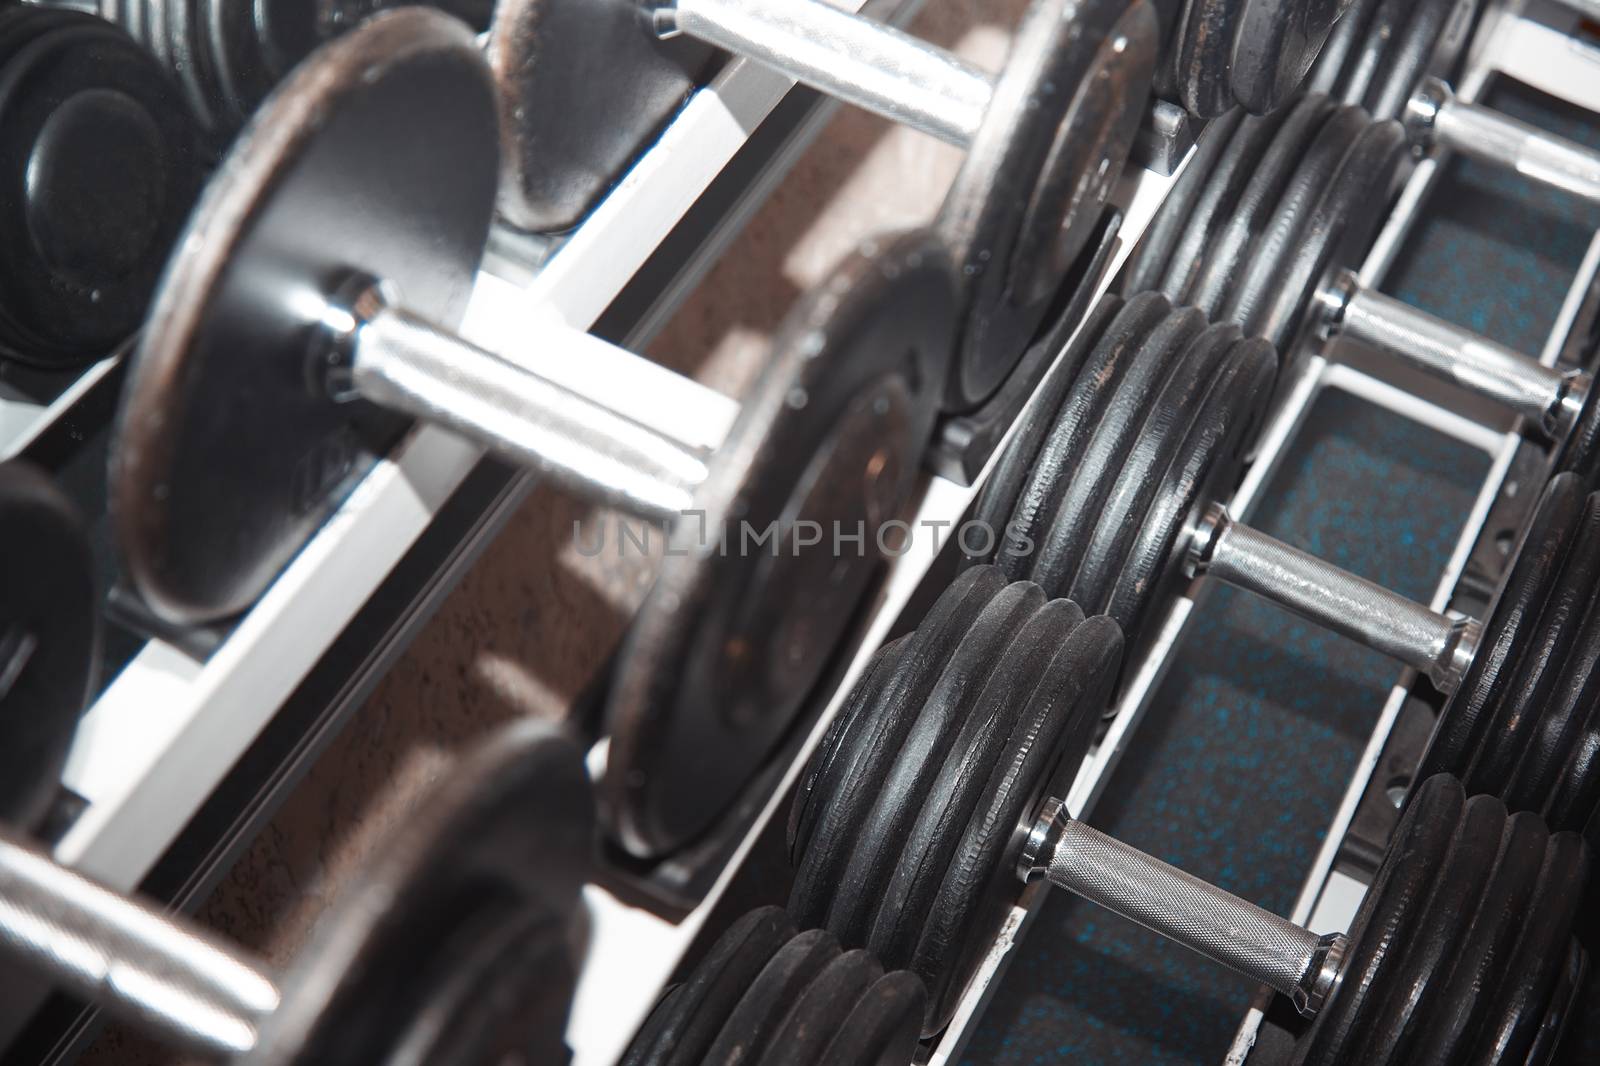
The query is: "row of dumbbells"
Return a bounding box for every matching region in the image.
[1,1,1599,1064]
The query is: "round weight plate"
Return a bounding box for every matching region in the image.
[1489,494,1600,808]
[1158,105,1294,307]
[1347,793,1504,1063]
[867,597,1081,968]
[488,0,715,231]
[829,582,1044,945]
[1406,809,1549,1062]
[1420,475,1587,785]
[1223,102,1367,347]
[1170,0,1248,118]
[788,567,1006,930]
[605,230,955,859]
[1254,117,1410,355]
[1555,382,1600,488]
[787,638,904,866]
[1292,773,1466,1066]
[963,296,1122,571]
[1231,0,1348,114]
[1034,303,1207,600]
[621,908,797,1066]
[245,719,595,1066]
[816,970,926,1066]
[997,294,1167,585]
[1120,108,1243,299]
[0,14,201,368]
[1071,310,1237,617]
[1188,94,1337,319]
[162,0,216,134]
[1469,829,1588,1064]
[1303,0,1374,100]
[112,10,498,626]
[1106,328,1275,650]
[206,0,262,127]
[1363,0,1466,121]
[1536,584,1600,833]
[913,615,1124,1033]
[703,929,841,1065]
[0,462,97,832]
[938,0,1156,409]
[756,949,883,1066]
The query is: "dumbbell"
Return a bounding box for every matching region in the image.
[1152,0,1352,119]
[0,5,201,369]
[967,292,1600,838]
[1306,0,1600,205]
[1123,93,1600,483]
[502,0,1157,409]
[0,717,593,1064]
[620,906,926,1066]
[44,0,494,139]
[787,563,1592,1059]
[110,8,953,859]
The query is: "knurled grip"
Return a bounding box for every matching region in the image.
[1047,820,1322,1003]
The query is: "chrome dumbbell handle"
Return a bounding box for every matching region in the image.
[319,277,710,523]
[0,831,276,1058]
[1406,78,1600,209]
[1317,269,1588,440]
[654,0,993,147]
[1186,503,1482,693]
[1020,799,1348,1016]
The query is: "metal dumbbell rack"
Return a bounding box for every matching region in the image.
[0,4,1594,1066]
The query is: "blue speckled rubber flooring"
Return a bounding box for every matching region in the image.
[961,79,1600,1065]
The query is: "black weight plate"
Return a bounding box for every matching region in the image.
[1292,773,1466,1066]
[817,970,926,1066]
[787,638,904,866]
[0,15,201,368]
[1158,104,1294,307]
[1231,0,1347,115]
[1072,310,1237,617]
[1041,304,1207,602]
[1223,102,1367,347]
[1536,586,1600,833]
[913,615,1124,1034]
[756,949,883,1066]
[246,719,594,1066]
[703,929,840,1066]
[868,597,1081,969]
[828,582,1044,945]
[1171,0,1248,118]
[1469,829,1589,1064]
[1106,328,1275,649]
[997,294,1168,584]
[788,567,1006,930]
[1347,793,1505,1063]
[1363,0,1468,121]
[964,296,1122,570]
[1253,117,1409,356]
[206,0,260,127]
[0,462,97,832]
[1420,475,1587,784]
[1188,94,1338,319]
[111,10,497,624]
[1523,942,1588,1066]
[1303,0,1375,100]
[1490,494,1600,807]
[1327,0,1399,113]
[938,0,1156,410]
[1120,107,1244,298]
[1555,382,1600,489]
[621,907,796,1066]
[486,0,715,232]
[163,0,215,134]
[1406,810,1549,1064]
[607,231,957,857]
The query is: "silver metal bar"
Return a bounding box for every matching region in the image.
[1319,269,1586,438]
[1408,78,1600,207]
[1187,504,1481,692]
[664,0,992,146]
[0,833,277,1058]
[1020,801,1346,1016]
[345,301,709,524]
